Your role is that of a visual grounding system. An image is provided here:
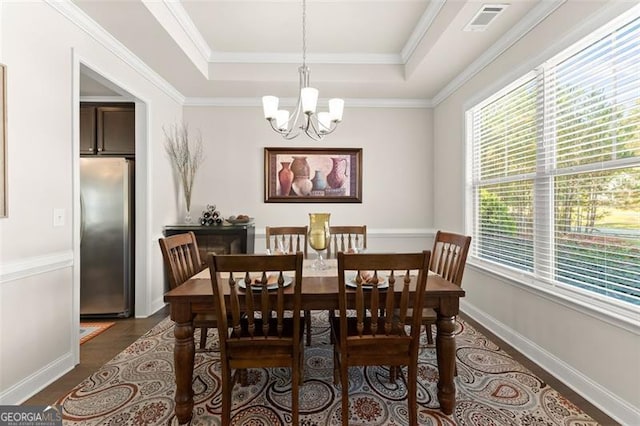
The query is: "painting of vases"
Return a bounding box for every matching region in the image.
[266,148,362,203]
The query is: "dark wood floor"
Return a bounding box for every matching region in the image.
[24,307,617,425]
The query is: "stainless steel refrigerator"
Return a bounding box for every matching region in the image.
[80,157,134,318]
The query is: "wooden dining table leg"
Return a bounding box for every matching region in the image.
[435,300,458,415]
[171,304,196,425]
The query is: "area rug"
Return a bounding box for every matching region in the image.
[58,313,597,425]
[79,322,115,345]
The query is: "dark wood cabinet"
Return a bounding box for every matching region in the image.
[163,224,256,262]
[81,103,135,155]
[80,106,96,154]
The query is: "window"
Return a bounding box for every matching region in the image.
[468,11,640,310]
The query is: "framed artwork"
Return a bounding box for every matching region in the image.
[265,147,362,203]
[0,64,6,218]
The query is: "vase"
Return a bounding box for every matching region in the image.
[278,162,294,196]
[292,176,313,196]
[308,213,331,270]
[311,170,327,191]
[185,208,192,224]
[290,156,310,179]
[326,157,347,189]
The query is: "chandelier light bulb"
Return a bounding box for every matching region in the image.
[317,112,331,133]
[301,87,319,114]
[329,98,344,122]
[276,110,290,131]
[262,96,279,120]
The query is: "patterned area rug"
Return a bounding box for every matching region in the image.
[79,322,115,345]
[58,313,596,425]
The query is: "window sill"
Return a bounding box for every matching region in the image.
[467,258,640,334]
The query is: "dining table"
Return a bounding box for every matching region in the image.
[163,258,465,424]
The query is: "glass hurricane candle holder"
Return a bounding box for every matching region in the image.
[308,213,331,270]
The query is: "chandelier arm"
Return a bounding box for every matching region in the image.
[305,112,321,135]
[304,124,325,141]
[320,121,339,136]
[307,112,340,138]
[267,117,302,139]
[289,98,304,132]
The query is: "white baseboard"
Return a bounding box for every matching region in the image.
[0,352,75,405]
[461,300,639,425]
[146,297,168,319]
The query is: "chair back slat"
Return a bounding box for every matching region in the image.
[159,232,204,289]
[430,231,472,286]
[228,273,245,335]
[327,225,367,258]
[265,226,308,257]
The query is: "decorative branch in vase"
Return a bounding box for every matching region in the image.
[164,122,205,223]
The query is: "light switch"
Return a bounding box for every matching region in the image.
[53,208,65,227]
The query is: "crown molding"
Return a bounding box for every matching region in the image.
[431,0,566,106]
[209,52,402,65]
[142,0,210,77]
[343,98,433,108]
[46,0,185,104]
[161,0,212,60]
[401,0,446,64]
[184,97,432,109]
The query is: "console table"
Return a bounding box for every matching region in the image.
[163,223,255,259]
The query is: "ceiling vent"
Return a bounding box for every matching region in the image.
[464,4,509,32]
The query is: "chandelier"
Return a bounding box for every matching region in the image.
[261,0,344,141]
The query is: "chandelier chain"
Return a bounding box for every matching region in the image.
[302,0,307,66]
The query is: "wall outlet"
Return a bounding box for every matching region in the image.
[53,208,65,227]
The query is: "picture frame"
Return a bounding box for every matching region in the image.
[0,64,6,218]
[265,147,362,203]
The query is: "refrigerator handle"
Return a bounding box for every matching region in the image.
[122,159,132,315]
[80,192,86,243]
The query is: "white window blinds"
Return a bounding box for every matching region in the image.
[469,13,640,308]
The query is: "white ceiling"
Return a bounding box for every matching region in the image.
[74,0,565,103]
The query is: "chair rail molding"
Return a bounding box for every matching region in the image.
[0,251,74,284]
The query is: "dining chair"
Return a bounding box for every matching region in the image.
[331,251,431,426]
[208,252,305,426]
[265,226,308,257]
[159,232,215,352]
[325,225,368,342]
[422,231,471,344]
[387,231,472,382]
[327,225,367,258]
[265,226,314,346]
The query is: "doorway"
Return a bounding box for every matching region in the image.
[74,61,149,361]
